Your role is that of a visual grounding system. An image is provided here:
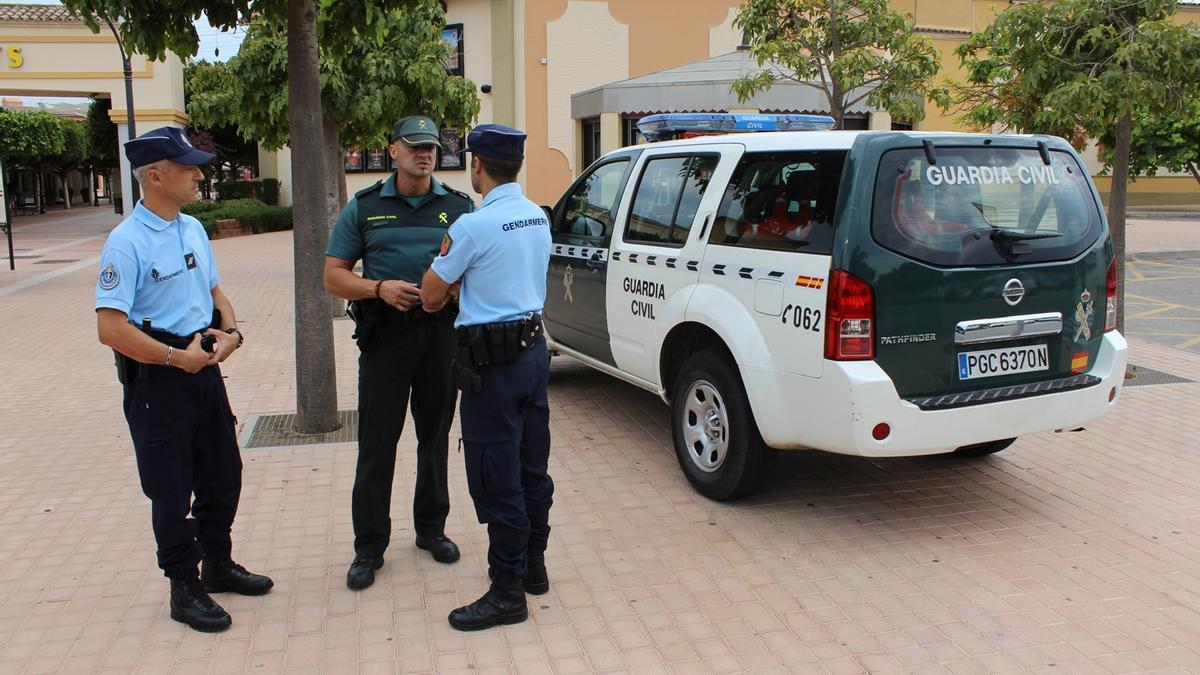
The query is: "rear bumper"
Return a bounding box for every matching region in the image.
[743,332,1127,457]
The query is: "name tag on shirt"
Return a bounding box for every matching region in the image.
[185,252,197,270]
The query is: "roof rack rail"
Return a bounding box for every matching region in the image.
[636,113,836,142]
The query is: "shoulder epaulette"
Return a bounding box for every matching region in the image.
[354,180,385,199]
[443,185,473,203]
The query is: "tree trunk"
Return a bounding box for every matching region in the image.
[287,0,339,433]
[35,172,45,213]
[87,169,96,206]
[1107,110,1132,338]
[321,113,347,320]
[1187,161,1199,186]
[60,173,72,209]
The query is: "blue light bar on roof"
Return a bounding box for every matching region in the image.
[636,113,837,142]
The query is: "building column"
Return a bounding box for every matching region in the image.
[116,122,133,213]
[600,112,621,155]
[869,111,893,130]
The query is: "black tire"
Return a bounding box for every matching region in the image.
[670,351,776,501]
[954,437,1016,457]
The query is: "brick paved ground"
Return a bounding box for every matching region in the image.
[1,207,1199,674]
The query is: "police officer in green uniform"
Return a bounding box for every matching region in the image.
[324,116,474,590]
[421,124,554,631]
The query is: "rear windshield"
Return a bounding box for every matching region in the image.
[872,147,1103,266]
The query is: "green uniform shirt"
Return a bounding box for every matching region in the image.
[326,174,474,283]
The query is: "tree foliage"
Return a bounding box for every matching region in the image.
[945,0,1200,150]
[0,109,65,168]
[187,0,478,152]
[1100,98,1200,186]
[86,98,119,172]
[183,62,259,181]
[731,0,945,126]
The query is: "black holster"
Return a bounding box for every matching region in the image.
[347,298,385,350]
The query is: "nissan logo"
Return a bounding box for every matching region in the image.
[1002,278,1025,306]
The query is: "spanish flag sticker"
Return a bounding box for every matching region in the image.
[795,275,825,289]
[440,233,452,256]
[1070,352,1089,373]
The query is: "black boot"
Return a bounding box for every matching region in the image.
[448,578,528,631]
[170,578,232,632]
[346,554,384,590]
[202,559,274,596]
[523,555,549,595]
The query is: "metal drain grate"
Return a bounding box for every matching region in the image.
[244,410,358,449]
[34,259,79,264]
[1125,364,1195,387]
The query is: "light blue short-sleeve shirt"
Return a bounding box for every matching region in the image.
[430,182,552,328]
[94,201,218,335]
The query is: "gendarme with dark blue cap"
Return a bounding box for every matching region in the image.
[124,127,215,168]
[462,124,526,161]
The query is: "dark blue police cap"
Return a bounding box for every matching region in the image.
[124,126,215,169]
[462,124,526,161]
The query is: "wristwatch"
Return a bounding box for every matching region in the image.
[225,327,244,348]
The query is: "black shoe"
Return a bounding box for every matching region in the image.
[448,578,528,631]
[170,578,232,633]
[415,535,460,564]
[347,554,383,590]
[523,555,549,595]
[202,559,274,596]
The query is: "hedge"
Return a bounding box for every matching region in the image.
[260,178,280,206]
[180,199,223,215]
[197,204,293,238]
[213,178,283,204]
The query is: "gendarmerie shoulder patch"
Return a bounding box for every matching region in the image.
[98,262,120,290]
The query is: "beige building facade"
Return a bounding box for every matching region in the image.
[3,1,1194,212]
[0,4,188,212]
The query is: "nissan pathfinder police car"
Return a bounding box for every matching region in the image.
[542,113,1127,501]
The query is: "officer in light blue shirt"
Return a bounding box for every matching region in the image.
[420,124,554,631]
[94,126,272,634]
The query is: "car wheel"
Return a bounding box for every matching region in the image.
[671,351,775,501]
[954,437,1016,457]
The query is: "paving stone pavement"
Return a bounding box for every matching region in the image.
[1,209,1199,674]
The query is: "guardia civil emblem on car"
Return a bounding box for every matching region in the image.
[562,265,574,303]
[1002,278,1025,306]
[1074,289,1095,342]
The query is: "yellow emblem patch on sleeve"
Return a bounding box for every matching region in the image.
[440,233,453,255]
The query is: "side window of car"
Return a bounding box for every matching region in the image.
[557,159,629,239]
[710,151,847,254]
[626,154,719,246]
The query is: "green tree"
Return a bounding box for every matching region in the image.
[1100,98,1200,187]
[731,0,945,127]
[61,0,423,433]
[182,62,258,188]
[944,0,1200,335]
[0,109,66,214]
[87,97,120,204]
[49,119,90,209]
[188,0,478,207]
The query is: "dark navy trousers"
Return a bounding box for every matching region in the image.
[122,364,241,580]
[459,339,553,582]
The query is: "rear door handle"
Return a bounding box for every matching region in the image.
[697,212,715,240]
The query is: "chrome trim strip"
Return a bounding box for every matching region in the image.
[955,312,1063,345]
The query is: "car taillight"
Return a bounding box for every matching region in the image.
[1105,258,1117,332]
[824,270,875,360]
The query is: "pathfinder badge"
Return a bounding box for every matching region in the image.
[1073,289,1094,342]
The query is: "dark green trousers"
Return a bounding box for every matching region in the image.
[352,314,457,557]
